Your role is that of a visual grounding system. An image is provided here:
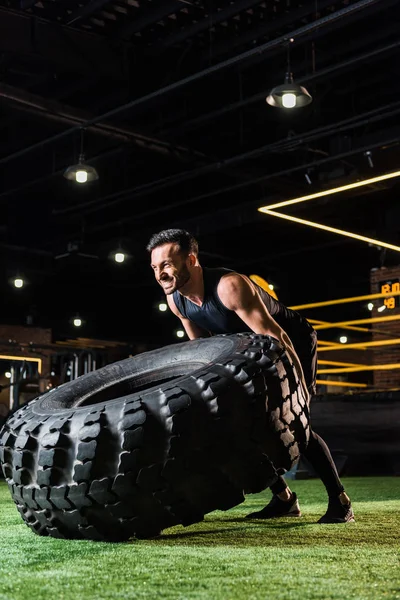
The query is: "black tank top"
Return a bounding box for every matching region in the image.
[172,267,315,347]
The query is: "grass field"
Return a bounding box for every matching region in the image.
[0,476,399,600]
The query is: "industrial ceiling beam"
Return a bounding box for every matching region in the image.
[66,0,113,25]
[161,37,400,137]
[20,0,37,9]
[53,105,400,219]
[207,0,339,58]
[0,0,383,169]
[2,105,396,210]
[208,0,397,59]
[0,83,209,161]
[117,0,184,38]
[81,130,400,239]
[157,0,266,49]
[0,243,52,257]
[0,7,124,79]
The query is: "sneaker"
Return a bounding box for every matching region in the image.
[245,492,301,519]
[318,499,355,524]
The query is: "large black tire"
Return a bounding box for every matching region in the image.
[0,333,310,541]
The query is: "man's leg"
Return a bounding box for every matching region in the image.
[245,432,355,522]
[246,329,354,522]
[296,328,354,522]
[302,429,354,523]
[245,475,301,519]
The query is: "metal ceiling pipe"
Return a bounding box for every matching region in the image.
[1,94,398,208]
[161,37,400,137]
[83,131,400,238]
[209,0,382,59]
[0,83,209,161]
[117,0,184,38]
[0,243,52,256]
[20,1,37,9]
[207,0,340,57]
[0,0,383,168]
[66,0,113,25]
[169,125,400,208]
[0,7,124,79]
[208,0,400,78]
[53,99,400,217]
[158,0,267,49]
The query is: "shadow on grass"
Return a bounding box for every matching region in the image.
[154,508,399,548]
[209,516,309,527]
[157,519,315,545]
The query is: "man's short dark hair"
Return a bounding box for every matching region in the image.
[146,229,199,256]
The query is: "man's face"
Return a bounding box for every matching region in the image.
[151,243,191,295]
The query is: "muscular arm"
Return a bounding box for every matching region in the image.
[218,273,309,398]
[166,295,210,340]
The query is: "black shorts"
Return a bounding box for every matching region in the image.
[277,318,318,395]
[294,329,318,395]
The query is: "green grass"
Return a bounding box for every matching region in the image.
[0,477,399,600]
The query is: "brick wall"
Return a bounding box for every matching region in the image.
[370,265,400,389]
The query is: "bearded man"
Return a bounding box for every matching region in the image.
[147,228,354,523]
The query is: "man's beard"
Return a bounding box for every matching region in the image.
[160,265,190,295]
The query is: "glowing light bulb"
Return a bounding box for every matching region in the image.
[339,336,348,344]
[176,330,185,338]
[114,252,125,263]
[377,305,386,313]
[268,284,274,291]
[159,303,168,312]
[73,318,82,327]
[14,278,24,288]
[75,170,88,183]
[282,93,296,108]
[5,372,11,379]
[367,303,374,311]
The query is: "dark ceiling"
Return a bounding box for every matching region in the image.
[1,0,400,347]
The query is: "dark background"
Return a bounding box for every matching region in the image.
[1,0,399,348]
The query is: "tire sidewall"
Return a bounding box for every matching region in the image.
[31,335,266,416]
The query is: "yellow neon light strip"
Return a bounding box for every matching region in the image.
[0,354,42,374]
[326,325,370,333]
[317,339,368,351]
[318,343,368,351]
[318,363,400,374]
[313,314,400,330]
[290,290,400,311]
[258,209,400,253]
[309,318,372,334]
[316,379,367,388]
[258,170,400,211]
[318,338,400,352]
[309,319,335,325]
[318,359,366,367]
[310,317,400,336]
[310,317,400,339]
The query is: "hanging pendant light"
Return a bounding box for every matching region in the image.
[266,72,312,108]
[63,128,99,183]
[266,39,312,109]
[63,156,99,183]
